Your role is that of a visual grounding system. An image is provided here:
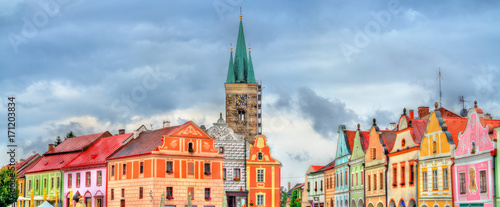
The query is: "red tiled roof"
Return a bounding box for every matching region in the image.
[346,130,356,152]
[359,131,370,152]
[443,117,467,145]
[319,159,336,171]
[26,153,81,173]
[293,183,305,190]
[311,165,324,172]
[381,131,397,152]
[64,133,132,169]
[439,107,461,118]
[412,119,428,144]
[18,156,42,178]
[109,125,181,159]
[44,131,112,155]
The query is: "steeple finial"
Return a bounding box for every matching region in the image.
[434,102,439,110]
[240,7,242,20]
[373,118,377,126]
[403,108,407,115]
[230,43,233,52]
[357,123,360,130]
[248,46,251,53]
[474,100,478,108]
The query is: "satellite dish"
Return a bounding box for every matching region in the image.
[460,109,467,117]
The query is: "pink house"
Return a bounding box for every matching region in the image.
[63,132,132,207]
[452,103,500,207]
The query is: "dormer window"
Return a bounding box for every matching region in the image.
[258,152,263,160]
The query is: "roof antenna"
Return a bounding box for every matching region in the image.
[436,67,444,108]
[459,96,469,117]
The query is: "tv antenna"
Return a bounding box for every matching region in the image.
[459,96,469,117]
[436,67,444,108]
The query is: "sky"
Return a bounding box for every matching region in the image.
[1,0,500,188]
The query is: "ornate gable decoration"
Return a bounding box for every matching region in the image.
[207,122,244,141]
[169,122,210,139]
[455,109,493,158]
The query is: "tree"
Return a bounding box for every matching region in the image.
[0,166,19,206]
[65,131,75,139]
[281,186,288,207]
[289,189,301,207]
[54,136,62,146]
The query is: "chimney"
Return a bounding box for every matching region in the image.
[200,125,206,131]
[163,121,170,128]
[485,113,492,119]
[418,107,429,118]
[288,182,291,192]
[118,129,125,135]
[389,122,397,130]
[409,110,414,119]
[19,159,26,163]
[48,144,54,151]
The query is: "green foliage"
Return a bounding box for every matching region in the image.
[0,166,19,206]
[54,136,62,146]
[65,131,75,139]
[290,189,301,207]
[281,187,288,207]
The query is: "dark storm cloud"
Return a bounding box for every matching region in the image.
[297,87,359,138]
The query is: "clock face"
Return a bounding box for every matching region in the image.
[236,94,247,106]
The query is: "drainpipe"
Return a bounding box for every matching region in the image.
[347,163,350,207]
[385,154,389,207]
[362,163,366,207]
[450,157,455,207]
[415,160,418,207]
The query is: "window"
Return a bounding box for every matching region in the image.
[459,173,466,194]
[111,189,114,200]
[51,178,54,189]
[423,171,428,190]
[374,174,377,190]
[410,163,414,184]
[368,175,371,191]
[188,163,194,174]
[330,177,333,188]
[111,165,115,176]
[336,174,339,187]
[223,168,227,180]
[188,187,194,200]
[432,141,437,153]
[121,188,125,197]
[393,166,397,186]
[238,110,245,121]
[308,182,310,190]
[204,163,211,174]
[56,177,60,188]
[258,152,263,160]
[345,171,348,185]
[139,187,143,199]
[340,173,343,187]
[35,179,39,190]
[188,142,194,152]
[443,168,449,189]
[204,188,211,199]
[140,162,144,174]
[76,173,80,187]
[43,179,47,189]
[361,171,364,185]
[380,173,383,189]
[355,173,357,186]
[480,170,487,193]
[471,142,476,154]
[28,180,31,191]
[123,163,127,175]
[20,183,23,193]
[166,187,173,198]
[257,194,264,205]
[401,166,405,185]
[166,161,173,173]
[257,169,264,182]
[432,170,438,189]
[97,171,102,186]
[219,147,224,154]
[234,168,241,180]
[372,148,376,159]
[315,181,317,190]
[86,172,91,186]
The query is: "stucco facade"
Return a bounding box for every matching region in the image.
[452,107,499,207]
[207,115,248,207]
[349,126,369,207]
[304,166,323,207]
[335,125,352,207]
[307,169,325,207]
[495,126,500,207]
[324,162,336,207]
[388,111,427,207]
[417,106,455,207]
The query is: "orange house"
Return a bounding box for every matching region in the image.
[247,135,282,207]
[107,121,224,207]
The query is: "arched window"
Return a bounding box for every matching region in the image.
[432,141,437,154]
[372,147,377,159]
[471,142,476,154]
[188,142,194,152]
[258,152,263,160]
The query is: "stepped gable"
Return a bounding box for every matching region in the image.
[109,125,181,159]
[65,133,132,168]
[44,131,111,155]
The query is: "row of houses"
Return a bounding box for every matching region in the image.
[11,118,281,207]
[289,102,500,207]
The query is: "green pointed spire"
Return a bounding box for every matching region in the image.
[225,15,256,84]
[226,48,235,83]
[247,47,256,83]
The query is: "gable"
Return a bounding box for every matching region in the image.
[247,135,280,165]
[455,109,494,158]
[350,130,366,160]
[335,125,351,160]
[168,121,212,139]
[419,110,453,158]
[398,116,408,130]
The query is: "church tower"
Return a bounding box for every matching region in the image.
[225,15,262,144]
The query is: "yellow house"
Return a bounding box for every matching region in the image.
[417,103,459,207]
